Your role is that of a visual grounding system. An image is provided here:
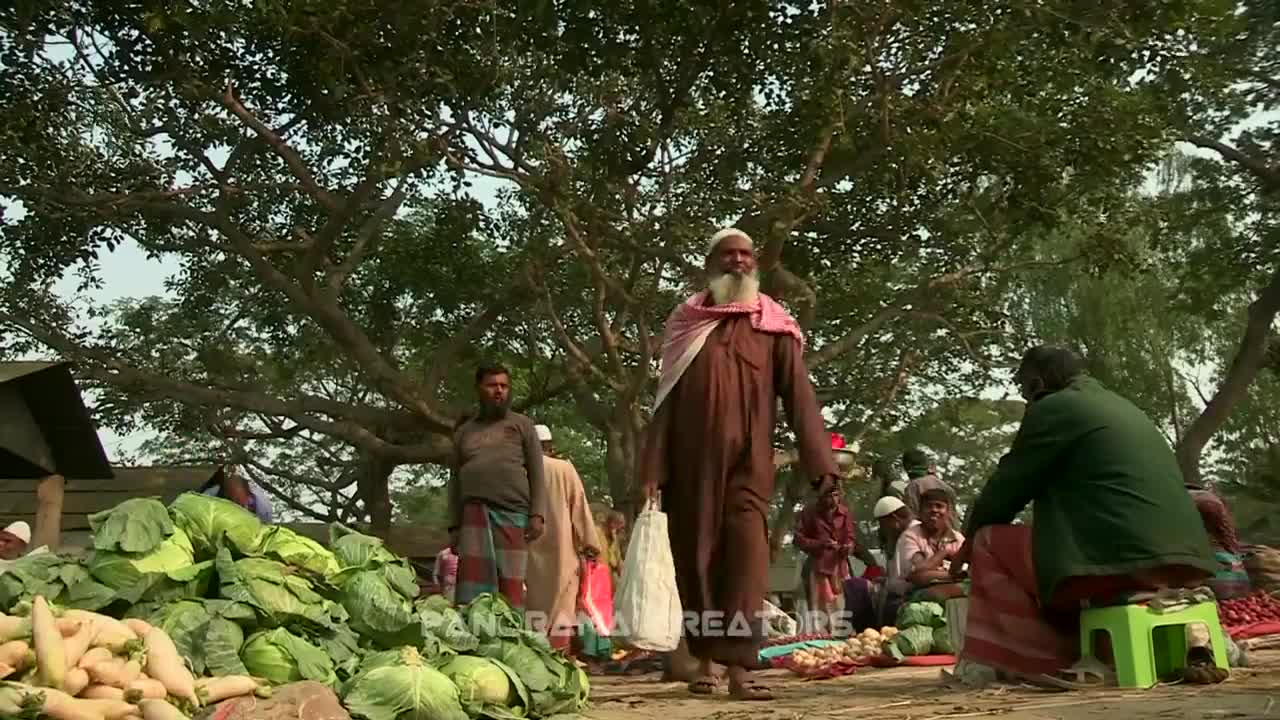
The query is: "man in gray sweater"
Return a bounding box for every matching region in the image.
[449,364,547,608]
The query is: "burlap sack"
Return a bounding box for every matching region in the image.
[1243,546,1280,592]
[198,681,349,720]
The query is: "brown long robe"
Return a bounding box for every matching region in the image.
[638,314,837,667]
[526,456,600,639]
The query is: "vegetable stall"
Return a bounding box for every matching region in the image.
[0,493,588,719]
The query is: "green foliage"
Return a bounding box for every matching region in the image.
[0,0,1257,523]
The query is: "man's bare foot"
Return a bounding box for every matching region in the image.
[687,658,719,695]
[727,665,773,701]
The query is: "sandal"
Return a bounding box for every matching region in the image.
[1031,657,1116,690]
[729,678,773,701]
[1183,648,1229,685]
[687,676,719,695]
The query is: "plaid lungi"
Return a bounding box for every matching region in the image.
[455,501,529,608]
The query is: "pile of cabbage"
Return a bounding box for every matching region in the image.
[886,601,953,659]
[0,493,589,719]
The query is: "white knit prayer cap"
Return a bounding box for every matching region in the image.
[2,522,30,544]
[706,227,754,256]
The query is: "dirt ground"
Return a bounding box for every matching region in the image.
[584,649,1280,720]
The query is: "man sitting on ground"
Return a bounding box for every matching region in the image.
[898,489,966,602]
[845,497,916,631]
[950,345,1218,687]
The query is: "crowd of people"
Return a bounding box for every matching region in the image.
[438,226,1246,702]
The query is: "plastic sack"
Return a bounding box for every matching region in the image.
[613,501,683,651]
[579,558,615,636]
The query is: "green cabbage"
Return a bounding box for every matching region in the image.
[336,569,419,648]
[87,527,196,590]
[255,526,341,577]
[932,625,955,655]
[437,655,530,719]
[418,597,479,653]
[896,601,946,629]
[342,647,468,720]
[133,599,254,675]
[88,498,174,553]
[169,492,264,558]
[216,548,340,628]
[475,635,589,717]
[241,627,336,686]
[329,528,421,647]
[0,553,115,613]
[463,593,526,641]
[330,524,401,569]
[889,624,935,657]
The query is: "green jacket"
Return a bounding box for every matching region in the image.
[965,376,1216,601]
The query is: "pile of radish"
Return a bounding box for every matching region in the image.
[0,596,268,720]
[1219,591,1280,627]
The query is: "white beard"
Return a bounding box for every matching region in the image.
[708,270,760,305]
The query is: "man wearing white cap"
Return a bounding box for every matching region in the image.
[525,425,600,653]
[0,522,31,560]
[638,227,838,701]
[845,498,918,632]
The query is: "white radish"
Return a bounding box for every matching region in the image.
[64,667,90,696]
[78,647,113,670]
[125,677,167,700]
[31,596,66,690]
[141,628,196,706]
[138,698,187,720]
[195,674,264,703]
[122,620,152,638]
[64,623,96,670]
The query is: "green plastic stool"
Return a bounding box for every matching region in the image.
[1078,601,1229,688]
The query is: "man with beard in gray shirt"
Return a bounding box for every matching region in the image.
[449,364,547,608]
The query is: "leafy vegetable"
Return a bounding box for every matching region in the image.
[88,498,174,553]
[418,597,479,653]
[888,624,935,658]
[216,548,338,629]
[343,646,468,720]
[255,526,342,577]
[169,492,264,558]
[330,524,401,569]
[437,655,530,719]
[464,593,526,641]
[932,626,955,655]
[896,601,946,629]
[475,635,589,716]
[133,598,255,675]
[0,554,114,612]
[336,569,419,648]
[241,627,337,686]
[86,527,197,590]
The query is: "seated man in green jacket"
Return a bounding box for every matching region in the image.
[950,345,1218,687]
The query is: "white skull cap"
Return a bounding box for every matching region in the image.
[873,496,907,519]
[707,227,753,256]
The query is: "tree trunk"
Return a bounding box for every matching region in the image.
[358,454,398,534]
[604,406,644,511]
[1175,268,1280,485]
[769,470,807,561]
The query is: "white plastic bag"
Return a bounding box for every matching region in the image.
[614,500,683,651]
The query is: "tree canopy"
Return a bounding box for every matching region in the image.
[1,0,1272,532]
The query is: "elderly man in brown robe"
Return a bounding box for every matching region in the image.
[639,227,839,701]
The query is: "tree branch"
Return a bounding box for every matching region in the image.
[220,83,340,212]
[1184,133,1280,191]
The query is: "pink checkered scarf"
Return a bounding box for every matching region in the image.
[652,290,803,410]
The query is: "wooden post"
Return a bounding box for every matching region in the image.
[33,474,64,551]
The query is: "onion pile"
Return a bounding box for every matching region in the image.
[787,627,898,671]
[1219,592,1280,626]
